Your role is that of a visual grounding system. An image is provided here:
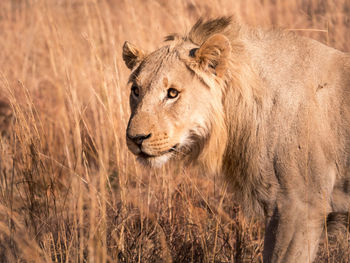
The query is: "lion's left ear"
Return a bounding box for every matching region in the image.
[122,41,145,70]
[194,34,231,77]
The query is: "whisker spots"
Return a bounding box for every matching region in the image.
[147,142,171,147]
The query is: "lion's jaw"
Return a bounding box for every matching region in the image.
[126,115,208,168]
[126,128,191,167]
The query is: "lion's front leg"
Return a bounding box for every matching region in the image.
[263,201,325,263]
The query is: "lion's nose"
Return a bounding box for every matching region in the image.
[127,133,152,146]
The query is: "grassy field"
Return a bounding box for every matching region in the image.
[0,0,349,262]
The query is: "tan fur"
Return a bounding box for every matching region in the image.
[123,17,350,262]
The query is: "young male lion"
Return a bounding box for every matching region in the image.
[122,17,350,262]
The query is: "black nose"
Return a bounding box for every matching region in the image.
[127,133,151,146]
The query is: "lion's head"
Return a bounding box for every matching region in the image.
[123,17,259,172]
[122,17,251,170]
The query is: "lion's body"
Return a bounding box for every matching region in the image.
[223,27,350,216]
[123,17,350,262]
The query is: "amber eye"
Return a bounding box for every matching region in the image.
[131,85,139,97]
[167,88,179,99]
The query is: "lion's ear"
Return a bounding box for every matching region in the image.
[194,34,231,77]
[122,41,145,70]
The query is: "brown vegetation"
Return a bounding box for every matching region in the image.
[0,0,349,262]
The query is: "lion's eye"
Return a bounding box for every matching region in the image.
[131,85,139,97]
[167,88,179,99]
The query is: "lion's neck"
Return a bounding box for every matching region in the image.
[195,42,274,217]
[222,57,272,217]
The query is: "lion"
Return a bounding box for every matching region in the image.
[122,17,350,262]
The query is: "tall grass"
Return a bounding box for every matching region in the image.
[0,0,349,262]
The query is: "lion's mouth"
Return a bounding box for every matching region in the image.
[138,144,178,158]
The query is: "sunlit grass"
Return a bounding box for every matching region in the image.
[0,0,348,261]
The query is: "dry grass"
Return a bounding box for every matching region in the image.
[0,0,349,262]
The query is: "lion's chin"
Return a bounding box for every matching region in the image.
[136,152,172,168]
[133,144,179,168]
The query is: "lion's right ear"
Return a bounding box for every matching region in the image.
[122,41,145,70]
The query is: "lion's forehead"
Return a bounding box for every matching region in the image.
[136,47,191,88]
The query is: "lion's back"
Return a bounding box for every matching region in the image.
[245,29,345,95]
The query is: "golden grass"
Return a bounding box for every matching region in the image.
[0,0,349,262]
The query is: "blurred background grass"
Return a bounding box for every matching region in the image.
[0,0,349,262]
